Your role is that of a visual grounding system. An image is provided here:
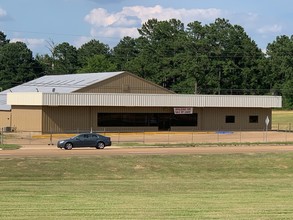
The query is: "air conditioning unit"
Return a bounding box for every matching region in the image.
[3,127,15,132]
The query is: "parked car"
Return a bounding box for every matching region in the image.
[57,133,111,150]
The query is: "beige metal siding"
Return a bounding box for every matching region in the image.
[11,106,42,132]
[202,107,271,131]
[40,93,282,108]
[7,92,43,105]
[42,106,174,133]
[8,92,282,108]
[76,72,173,94]
[42,106,93,133]
[0,111,11,128]
[41,106,271,133]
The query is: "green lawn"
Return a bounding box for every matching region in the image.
[272,110,293,130]
[0,144,21,150]
[1,154,293,219]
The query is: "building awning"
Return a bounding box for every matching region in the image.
[7,92,282,108]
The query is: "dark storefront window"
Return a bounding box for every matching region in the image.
[98,113,197,129]
[225,115,235,123]
[249,115,258,123]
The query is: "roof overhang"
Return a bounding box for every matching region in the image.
[7,92,282,108]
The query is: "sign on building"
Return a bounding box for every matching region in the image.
[174,107,193,114]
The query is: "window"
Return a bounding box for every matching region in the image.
[98,113,198,127]
[249,115,258,123]
[225,115,235,123]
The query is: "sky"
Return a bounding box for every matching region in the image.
[0,0,292,56]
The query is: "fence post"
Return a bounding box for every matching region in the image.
[192,130,194,143]
[118,132,120,144]
[0,127,3,145]
[239,130,242,143]
[49,131,53,145]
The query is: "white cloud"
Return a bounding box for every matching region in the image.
[0,7,7,19]
[257,24,283,34]
[91,27,139,38]
[73,36,93,48]
[11,38,46,51]
[84,5,223,39]
[121,5,222,24]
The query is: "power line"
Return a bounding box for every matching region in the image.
[2,29,122,40]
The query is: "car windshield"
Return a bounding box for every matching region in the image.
[71,134,82,139]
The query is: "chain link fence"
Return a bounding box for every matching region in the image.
[1,127,293,146]
[272,123,292,132]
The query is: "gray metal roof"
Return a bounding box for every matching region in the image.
[0,72,124,110]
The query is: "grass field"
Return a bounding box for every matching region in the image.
[1,154,293,219]
[272,110,293,130]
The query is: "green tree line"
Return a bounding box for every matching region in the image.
[1,18,293,108]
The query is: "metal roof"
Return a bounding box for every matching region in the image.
[0,72,124,110]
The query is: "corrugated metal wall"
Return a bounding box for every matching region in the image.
[11,106,42,132]
[42,106,92,133]
[41,93,282,108]
[76,72,173,94]
[41,106,270,133]
[0,111,11,128]
[42,106,175,133]
[202,107,271,131]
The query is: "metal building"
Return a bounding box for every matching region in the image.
[0,71,282,133]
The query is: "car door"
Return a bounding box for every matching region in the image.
[73,134,84,147]
[74,134,91,147]
[88,134,98,147]
[81,134,92,147]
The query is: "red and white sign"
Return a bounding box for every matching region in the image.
[174,107,193,114]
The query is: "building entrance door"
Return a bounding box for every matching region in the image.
[158,114,171,131]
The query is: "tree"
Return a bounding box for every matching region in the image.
[52,42,78,74]
[35,54,54,74]
[0,31,9,47]
[0,42,43,90]
[183,21,210,94]
[282,80,293,109]
[77,40,110,67]
[184,19,266,94]
[112,36,138,71]
[135,18,188,90]
[207,19,266,94]
[78,55,117,73]
[266,35,293,108]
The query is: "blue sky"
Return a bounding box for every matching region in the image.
[0,0,292,55]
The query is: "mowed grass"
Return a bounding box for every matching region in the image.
[1,154,293,219]
[272,110,293,130]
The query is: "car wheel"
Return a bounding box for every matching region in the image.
[96,142,105,149]
[65,143,73,150]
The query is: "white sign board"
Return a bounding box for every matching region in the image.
[265,116,270,126]
[174,107,193,114]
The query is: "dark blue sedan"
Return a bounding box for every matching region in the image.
[57,133,111,150]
